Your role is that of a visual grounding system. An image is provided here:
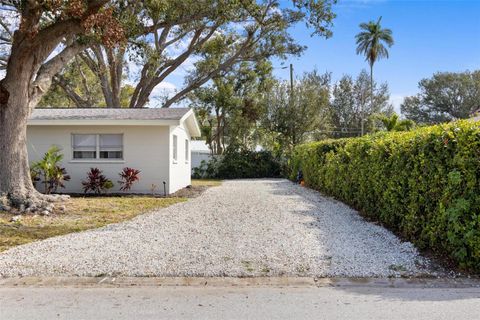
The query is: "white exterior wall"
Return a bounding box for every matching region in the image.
[169,123,192,193]
[26,125,171,194]
[191,152,212,172]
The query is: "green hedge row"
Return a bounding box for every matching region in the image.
[192,150,281,179]
[290,120,480,271]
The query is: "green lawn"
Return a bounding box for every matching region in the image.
[0,197,185,252]
[191,179,222,187]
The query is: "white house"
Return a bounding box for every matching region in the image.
[27,108,201,194]
[191,140,213,172]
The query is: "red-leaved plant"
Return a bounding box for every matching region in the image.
[82,168,114,194]
[118,167,141,191]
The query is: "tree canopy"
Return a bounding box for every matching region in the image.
[401,70,480,124]
[24,0,337,108]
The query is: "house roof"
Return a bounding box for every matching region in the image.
[28,107,202,137]
[191,140,211,153]
[29,108,191,121]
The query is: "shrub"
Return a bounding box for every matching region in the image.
[30,146,71,194]
[82,168,114,194]
[118,167,141,191]
[193,150,281,179]
[290,120,480,271]
[192,157,221,179]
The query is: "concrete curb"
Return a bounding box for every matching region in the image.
[1,276,479,288]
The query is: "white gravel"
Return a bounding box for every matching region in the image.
[0,179,437,278]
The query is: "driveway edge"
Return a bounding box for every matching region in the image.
[1,276,479,288]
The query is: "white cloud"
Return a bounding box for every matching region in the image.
[146,81,178,107]
[389,94,407,115]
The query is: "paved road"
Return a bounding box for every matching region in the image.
[2,285,480,320]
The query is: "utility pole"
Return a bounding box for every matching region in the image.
[360,102,364,136]
[289,63,294,96]
[289,63,295,146]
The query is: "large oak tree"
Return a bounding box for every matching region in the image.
[401,70,480,124]
[0,0,122,210]
[0,0,336,211]
[40,0,337,109]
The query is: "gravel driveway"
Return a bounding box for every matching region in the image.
[0,179,436,278]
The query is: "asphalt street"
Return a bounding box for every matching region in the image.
[2,281,480,320]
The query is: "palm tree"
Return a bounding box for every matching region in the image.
[355,17,394,135]
[376,113,414,132]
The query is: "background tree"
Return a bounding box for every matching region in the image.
[262,70,331,154]
[355,16,394,135]
[329,70,393,137]
[401,70,480,124]
[190,60,273,155]
[38,56,135,108]
[0,0,123,210]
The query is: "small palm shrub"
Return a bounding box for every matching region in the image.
[30,146,71,194]
[290,120,480,271]
[82,168,114,194]
[118,167,141,191]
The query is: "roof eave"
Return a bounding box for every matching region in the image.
[179,109,202,137]
[27,119,180,126]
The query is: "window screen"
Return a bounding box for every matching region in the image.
[72,134,123,160]
[173,135,178,161]
[99,134,123,159]
[73,134,96,159]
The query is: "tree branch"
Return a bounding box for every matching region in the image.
[30,41,88,107]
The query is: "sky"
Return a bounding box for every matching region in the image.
[272,0,480,113]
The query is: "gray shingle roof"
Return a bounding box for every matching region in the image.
[29,108,191,121]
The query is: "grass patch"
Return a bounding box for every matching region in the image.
[191,179,222,187]
[0,197,185,252]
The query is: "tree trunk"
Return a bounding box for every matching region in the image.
[0,77,44,209]
[370,64,374,109]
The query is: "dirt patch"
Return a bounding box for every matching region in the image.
[171,185,209,198]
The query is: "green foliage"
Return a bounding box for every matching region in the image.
[262,70,331,154]
[193,150,281,179]
[192,158,221,179]
[30,146,71,194]
[355,16,394,68]
[401,70,480,124]
[375,113,415,132]
[290,120,480,271]
[328,70,394,137]
[82,168,114,194]
[190,60,273,154]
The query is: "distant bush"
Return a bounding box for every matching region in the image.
[118,167,141,191]
[193,150,281,179]
[192,156,220,179]
[290,120,480,271]
[82,168,114,194]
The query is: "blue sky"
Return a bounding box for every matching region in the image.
[273,0,480,112]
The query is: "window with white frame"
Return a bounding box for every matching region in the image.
[173,135,178,162]
[99,134,123,159]
[185,139,189,162]
[72,134,123,160]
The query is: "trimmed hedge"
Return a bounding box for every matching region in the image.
[193,150,281,179]
[290,120,480,271]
